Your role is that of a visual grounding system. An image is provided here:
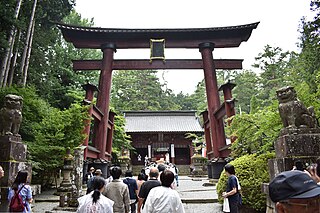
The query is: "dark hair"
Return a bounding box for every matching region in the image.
[92,176,106,203]
[140,168,146,174]
[138,173,146,181]
[294,160,304,171]
[110,166,122,179]
[12,170,28,190]
[160,170,174,187]
[125,170,133,177]
[224,164,236,175]
[158,164,166,172]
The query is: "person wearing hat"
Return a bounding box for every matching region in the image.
[269,170,320,213]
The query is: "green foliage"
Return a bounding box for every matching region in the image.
[0,86,51,142]
[28,10,100,109]
[217,153,275,212]
[27,102,87,183]
[227,104,281,158]
[111,70,180,111]
[297,1,320,93]
[112,112,133,153]
[232,70,260,114]
[0,86,88,185]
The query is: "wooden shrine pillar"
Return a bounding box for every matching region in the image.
[95,43,116,159]
[201,110,214,159]
[199,42,225,158]
[106,111,115,159]
[219,81,236,125]
[82,83,99,160]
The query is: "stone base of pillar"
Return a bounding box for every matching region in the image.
[264,129,320,213]
[211,159,227,179]
[0,135,31,210]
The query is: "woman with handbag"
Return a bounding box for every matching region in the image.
[222,164,241,213]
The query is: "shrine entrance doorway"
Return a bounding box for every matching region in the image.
[58,22,259,175]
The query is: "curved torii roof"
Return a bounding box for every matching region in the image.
[57,22,259,49]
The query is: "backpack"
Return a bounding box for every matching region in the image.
[9,185,25,212]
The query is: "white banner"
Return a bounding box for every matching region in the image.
[148,145,151,158]
[170,144,175,158]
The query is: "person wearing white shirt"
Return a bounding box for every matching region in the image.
[77,176,114,213]
[142,170,185,213]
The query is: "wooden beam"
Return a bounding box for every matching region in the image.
[214,102,226,120]
[73,59,243,71]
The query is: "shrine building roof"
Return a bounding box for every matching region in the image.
[57,22,259,49]
[123,110,203,133]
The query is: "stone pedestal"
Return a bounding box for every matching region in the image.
[264,128,320,213]
[190,154,207,176]
[0,135,31,212]
[57,148,77,207]
[119,156,130,175]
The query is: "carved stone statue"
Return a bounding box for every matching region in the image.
[276,86,318,129]
[0,94,23,136]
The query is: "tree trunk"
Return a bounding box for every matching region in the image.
[0,0,23,88]
[19,0,37,87]
[8,30,21,86]
[2,29,17,87]
[22,18,35,86]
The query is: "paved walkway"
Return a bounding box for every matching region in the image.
[32,176,223,213]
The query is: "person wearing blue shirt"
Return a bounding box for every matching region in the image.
[222,164,240,213]
[8,170,33,213]
[123,170,138,213]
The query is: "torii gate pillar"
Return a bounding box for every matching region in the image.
[95,43,116,159]
[199,42,226,159]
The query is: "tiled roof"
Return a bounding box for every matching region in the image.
[57,22,259,34]
[124,111,203,133]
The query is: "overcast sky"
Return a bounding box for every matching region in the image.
[74,0,314,94]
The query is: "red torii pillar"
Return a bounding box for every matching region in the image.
[82,83,99,160]
[95,43,116,159]
[219,81,236,125]
[199,42,226,159]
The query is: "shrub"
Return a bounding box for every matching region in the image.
[216,152,275,212]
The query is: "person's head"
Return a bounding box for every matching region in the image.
[95,169,102,176]
[125,170,133,177]
[13,170,29,190]
[269,170,320,213]
[110,166,122,179]
[89,167,95,173]
[294,160,304,171]
[0,166,4,178]
[92,176,106,203]
[138,173,146,181]
[157,164,166,172]
[224,164,235,176]
[149,167,159,179]
[160,170,174,187]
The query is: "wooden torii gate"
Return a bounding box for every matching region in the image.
[57,22,259,172]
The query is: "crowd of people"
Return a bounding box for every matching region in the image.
[78,163,184,213]
[2,158,320,213]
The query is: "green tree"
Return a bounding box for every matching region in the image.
[253,45,293,105]
[232,70,259,114]
[227,104,281,158]
[111,70,180,111]
[297,1,320,93]
[27,10,100,109]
